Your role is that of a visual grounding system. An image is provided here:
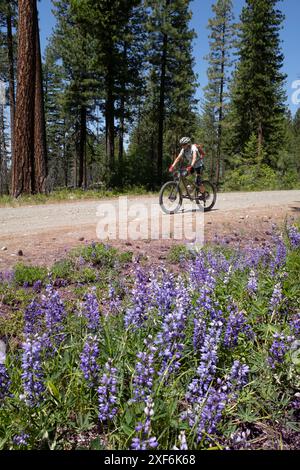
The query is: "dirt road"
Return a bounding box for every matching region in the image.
[1,190,300,269]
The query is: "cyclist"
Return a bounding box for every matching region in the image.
[169,137,205,191]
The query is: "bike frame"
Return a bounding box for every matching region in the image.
[173,169,202,202]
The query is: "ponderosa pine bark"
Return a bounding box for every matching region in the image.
[12,0,47,197]
[6,3,15,164]
[33,2,47,193]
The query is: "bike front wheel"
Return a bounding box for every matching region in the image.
[159,181,182,214]
[195,180,217,212]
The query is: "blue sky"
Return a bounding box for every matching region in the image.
[38,0,300,114]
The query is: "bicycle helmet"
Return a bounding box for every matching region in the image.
[179,137,191,146]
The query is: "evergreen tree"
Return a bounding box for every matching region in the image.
[71,0,145,186]
[51,0,98,188]
[43,43,68,188]
[202,0,236,183]
[12,0,47,197]
[0,103,9,194]
[231,0,287,165]
[0,0,17,173]
[114,2,147,186]
[292,108,300,177]
[132,0,197,186]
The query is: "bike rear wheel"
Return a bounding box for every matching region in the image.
[159,181,182,214]
[195,180,216,212]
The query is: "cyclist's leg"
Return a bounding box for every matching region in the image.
[195,168,201,186]
[195,168,205,193]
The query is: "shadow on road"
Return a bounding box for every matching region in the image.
[179,208,219,214]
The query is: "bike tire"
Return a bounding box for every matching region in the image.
[159,181,182,215]
[195,180,217,212]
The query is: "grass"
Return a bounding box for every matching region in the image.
[0,221,300,450]
[0,186,157,208]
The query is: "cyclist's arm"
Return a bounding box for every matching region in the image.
[171,150,183,168]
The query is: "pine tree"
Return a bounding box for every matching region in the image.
[0,0,17,174]
[12,0,47,197]
[231,0,286,165]
[292,109,300,177]
[114,2,147,186]
[136,0,197,185]
[202,0,236,183]
[51,0,98,188]
[43,42,68,188]
[0,103,9,194]
[71,0,145,185]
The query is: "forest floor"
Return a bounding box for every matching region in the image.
[1,190,300,270]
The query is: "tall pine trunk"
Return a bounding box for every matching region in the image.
[118,43,127,187]
[78,106,86,188]
[12,0,36,196]
[118,106,125,186]
[216,23,226,185]
[6,5,15,165]
[12,0,47,197]
[157,30,168,186]
[33,2,47,193]
[105,60,115,175]
[0,106,9,194]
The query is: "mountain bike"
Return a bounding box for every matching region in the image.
[159,165,217,214]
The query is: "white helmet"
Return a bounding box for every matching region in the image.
[180,137,191,145]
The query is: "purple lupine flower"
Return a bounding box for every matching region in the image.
[192,264,219,325]
[186,320,223,409]
[21,333,46,406]
[80,335,100,385]
[270,234,287,275]
[132,346,156,403]
[184,320,224,440]
[43,285,66,349]
[290,313,300,335]
[78,256,86,267]
[247,270,258,295]
[149,269,176,318]
[205,250,230,276]
[229,429,251,450]
[82,288,100,331]
[224,304,253,349]
[193,316,207,353]
[196,383,228,440]
[155,279,190,379]
[185,359,249,443]
[98,359,118,422]
[227,360,250,392]
[243,245,271,269]
[189,256,214,292]
[0,270,14,285]
[268,333,294,369]
[124,266,149,329]
[13,433,30,447]
[0,365,11,401]
[291,393,300,411]
[173,431,188,450]
[108,284,121,314]
[33,280,43,293]
[131,398,158,450]
[223,265,233,285]
[287,225,300,249]
[24,299,44,336]
[269,283,283,312]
